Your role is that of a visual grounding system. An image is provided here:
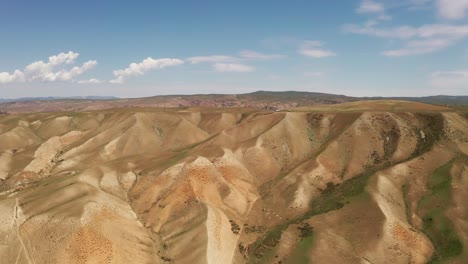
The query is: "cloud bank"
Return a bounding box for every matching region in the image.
[298,41,336,58]
[437,0,468,20]
[213,63,255,72]
[186,56,236,64]
[0,51,97,83]
[110,57,184,84]
[343,23,468,56]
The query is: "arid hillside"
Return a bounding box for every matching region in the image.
[0,101,467,264]
[1,91,467,114]
[0,91,355,114]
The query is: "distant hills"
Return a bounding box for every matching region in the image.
[0,96,118,103]
[0,91,466,114]
[365,95,468,106]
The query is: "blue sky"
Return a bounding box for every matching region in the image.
[0,0,467,98]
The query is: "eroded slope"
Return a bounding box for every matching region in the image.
[0,105,467,264]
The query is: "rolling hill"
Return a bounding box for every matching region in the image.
[0,100,467,263]
[0,91,467,114]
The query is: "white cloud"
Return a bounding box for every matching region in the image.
[365,20,379,27]
[187,51,284,67]
[405,0,433,11]
[48,51,79,65]
[343,23,468,56]
[437,0,468,20]
[300,50,336,58]
[298,41,336,58]
[186,55,236,64]
[429,70,468,87]
[344,23,468,40]
[356,0,391,20]
[410,0,432,4]
[0,70,25,83]
[0,51,96,84]
[383,38,454,56]
[78,78,103,84]
[238,50,285,60]
[304,71,325,77]
[357,0,385,14]
[43,60,97,82]
[24,51,81,81]
[213,63,255,73]
[110,57,184,84]
[378,14,392,20]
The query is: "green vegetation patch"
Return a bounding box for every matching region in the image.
[237,112,252,125]
[309,172,371,215]
[248,113,446,263]
[417,160,463,263]
[165,151,189,168]
[286,235,315,264]
[247,169,374,263]
[412,114,445,156]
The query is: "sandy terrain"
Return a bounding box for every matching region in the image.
[0,100,466,263]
